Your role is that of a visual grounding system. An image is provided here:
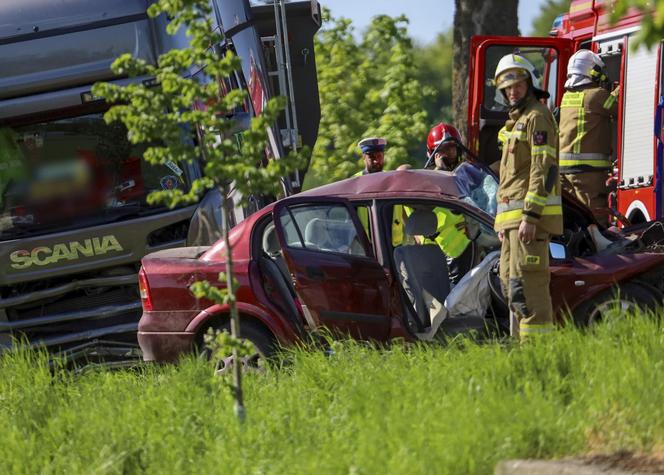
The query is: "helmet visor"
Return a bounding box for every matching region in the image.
[496,68,530,90]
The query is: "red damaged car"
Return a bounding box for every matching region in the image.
[137,163,664,362]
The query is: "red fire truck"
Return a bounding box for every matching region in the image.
[467,0,662,225]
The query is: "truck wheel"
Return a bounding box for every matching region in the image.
[572,281,660,327]
[199,319,277,375]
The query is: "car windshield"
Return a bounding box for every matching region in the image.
[453,162,498,216]
[0,112,193,239]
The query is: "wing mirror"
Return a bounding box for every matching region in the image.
[549,242,567,260]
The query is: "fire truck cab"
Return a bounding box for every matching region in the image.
[467,0,663,225]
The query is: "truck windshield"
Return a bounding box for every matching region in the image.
[0,112,191,239]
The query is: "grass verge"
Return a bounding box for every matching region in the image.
[0,314,662,474]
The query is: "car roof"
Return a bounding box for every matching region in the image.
[298,169,461,200]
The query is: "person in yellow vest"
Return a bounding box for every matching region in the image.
[351,137,408,246]
[424,123,473,284]
[493,54,563,340]
[353,137,387,177]
[559,49,619,227]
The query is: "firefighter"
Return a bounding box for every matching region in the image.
[559,49,619,227]
[493,54,563,340]
[424,123,473,285]
[426,123,463,171]
[353,137,387,176]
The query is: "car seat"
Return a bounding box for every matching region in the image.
[304,218,361,253]
[393,208,450,338]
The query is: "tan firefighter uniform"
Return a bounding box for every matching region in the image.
[495,94,563,339]
[559,85,619,226]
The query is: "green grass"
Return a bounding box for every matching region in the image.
[0,315,662,474]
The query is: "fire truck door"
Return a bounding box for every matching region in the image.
[467,36,574,168]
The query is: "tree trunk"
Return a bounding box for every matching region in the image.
[222,185,245,423]
[453,0,519,141]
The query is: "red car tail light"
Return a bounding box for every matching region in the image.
[138,267,153,312]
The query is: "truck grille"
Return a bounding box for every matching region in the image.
[1,267,142,354]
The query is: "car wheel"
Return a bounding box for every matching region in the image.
[200,319,277,375]
[572,281,660,327]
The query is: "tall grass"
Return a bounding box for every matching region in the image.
[0,315,662,474]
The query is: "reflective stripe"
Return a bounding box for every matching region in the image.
[512,55,531,67]
[520,322,555,335]
[560,159,611,168]
[510,130,527,140]
[531,144,557,159]
[495,205,562,224]
[497,195,561,213]
[561,91,587,154]
[561,91,584,108]
[573,101,585,154]
[502,130,527,141]
[498,126,509,144]
[603,94,616,110]
[559,152,611,169]
[525,192,548,207]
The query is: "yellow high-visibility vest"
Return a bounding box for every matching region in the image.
[423,208,470,258]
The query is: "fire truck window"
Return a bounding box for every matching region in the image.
[482,45,558,115]
[546,53,559,110]
[479,45,559,168]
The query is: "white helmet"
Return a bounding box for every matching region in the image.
[567,49,605,80]
[494,54,538,90]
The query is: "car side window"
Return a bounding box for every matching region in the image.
[279,204,369,257]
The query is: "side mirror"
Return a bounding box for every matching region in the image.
[549,241,567,260]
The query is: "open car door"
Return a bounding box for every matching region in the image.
[467,36,574,168]
[273,196,391,340]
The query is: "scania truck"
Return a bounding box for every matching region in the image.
[0,0,320,362]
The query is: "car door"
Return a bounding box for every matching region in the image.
[273,196,391,340]
[467,36,574,167]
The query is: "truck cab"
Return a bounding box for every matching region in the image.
[0,0,320,362]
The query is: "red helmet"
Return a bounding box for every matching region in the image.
[426,123,462,156]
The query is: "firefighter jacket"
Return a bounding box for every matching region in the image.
[559,84,619,173]
[495,94,563,235]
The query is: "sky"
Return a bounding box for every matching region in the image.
[320,0,551,44]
